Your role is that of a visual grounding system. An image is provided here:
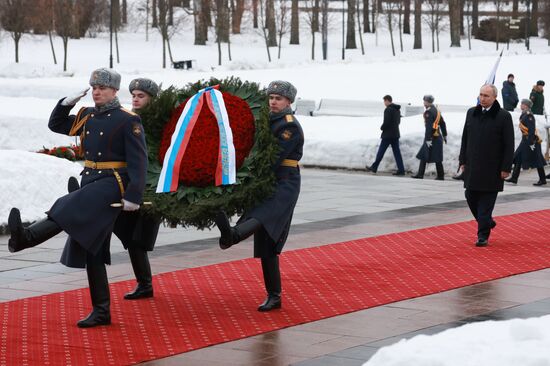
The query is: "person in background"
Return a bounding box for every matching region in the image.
[530,80,545,115]
[501,73,519,112]
[365,95,405,176]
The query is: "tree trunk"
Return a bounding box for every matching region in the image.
[167,35,174,62]
[152,0,158,27]
[290,0,299,44]
[267,0,277,46]
[512,0,518,17]
[431,14,435,53]
[62,36,68,71]
[312,0,320,32]
[204,0,212,26]
[115,28,120,63]
[531,0,539,36]
[357,0,365,53]
[388,8,395,56]
[471,0,478,34]
[398,5,403,52]
[460,0,464,36]
[322,0,328,59]
[14,36,20,63]
[122,0,127,24]
[168,0,174,25]
[403,0,410,34]
[346,0,357,48]
[449,0,461,47]
[162,37,166,68]
[311,30,315,60]
[194,0,207,44]
[253,0,259,28]
[232,0,245,33]
[413,0,422,49]
[48,31,57,64]
[363,0,370,32]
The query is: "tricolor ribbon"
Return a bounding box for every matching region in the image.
[156,86,236,193]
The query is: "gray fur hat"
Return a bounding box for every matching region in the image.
[267,80,297,103]
[129,78,160,97]
[423,94,434,103]
[89,68,121,90]
[521,98,533,108]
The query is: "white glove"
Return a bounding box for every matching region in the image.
[529,144,536,151]
[122,199,140,211]
[426,140,433,148]
[61,87,90,106]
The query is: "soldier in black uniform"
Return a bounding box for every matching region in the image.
[7,68,148,328]
[214,80,304,312]
[412,95,448,180]
[67,78,161,300]
[506,99,547,186]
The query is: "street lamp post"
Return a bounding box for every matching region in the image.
[342,0,345,60]
[109,0,114,68]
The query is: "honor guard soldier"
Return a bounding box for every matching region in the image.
[215,80,304,312]
[7,68,148,328]
[412,95,448,180]
[506,99,547,186]
[67,77,161,300]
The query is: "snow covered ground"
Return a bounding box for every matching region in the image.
[364,315,550,366]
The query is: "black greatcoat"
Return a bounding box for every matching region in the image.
[459,101,515,192]
[380,103,401,139]
[112,212,161,251]
[240,108,304,258]
[416,105,447,163]
[47,100,148,268]
[513,111,547,170]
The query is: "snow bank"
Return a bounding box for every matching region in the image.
[0,150,83,223]
[364,315,550,366]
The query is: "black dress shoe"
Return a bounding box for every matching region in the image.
[546,173,550,179]
[452,172,464,180]
[124,284,153,300]
[490,220,497,229]
[365,165,377,173]
[392,171,405,176]
[411,174,423,179]
[257,294,281,312]
[533,181,547,186]
[505,178,517,184]
[435,176,444,181]
[77,310,111,328]
[475,238,488,247]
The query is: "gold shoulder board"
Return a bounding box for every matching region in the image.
[120,107,138,116]
[285,114,294,123]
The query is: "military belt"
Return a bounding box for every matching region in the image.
[84,160,128,169]
[281,159,299,167]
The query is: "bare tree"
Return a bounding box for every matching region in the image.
[252,0,258,28]
[54,0,76,71]
[266,0,277,46]
[193,0,208,44]
[424,0,444,52]
[512,0,519,18]
[403,0,411,33]
[258,0,273,61]
[321,0,329,58]
[157,0,184,67]
[0,0,30,63]
[449,0,461,47]
[276,0,290,59]
[122,0,128,24]
[495,0,503,50]
[465,0,472,50]
[346,0,357,48]
[413,0,422,49]
[531,0,539,36]
[290,0,300,44]
[385,0,398,56]
[212,0,230,65]
[231,0,245,33]
[152,0,158,27]
[312,0,320,32]
[471,0,478,33]
[363,0,370,32]
[397,0,404,52]
[304,0,318,59]
[357,0,365,53]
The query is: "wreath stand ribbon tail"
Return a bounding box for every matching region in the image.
[156,85,237,193]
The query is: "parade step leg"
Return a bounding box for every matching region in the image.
[124,247,154,300]
[67,176,80,193]
[411,161,426,179]
[505,165,520,184]
[435,163,445,180]
[8,208,62,253]
[78,256,111,328]
[533,168,547,186]
[258,256,282,312]
[215,212,261,250]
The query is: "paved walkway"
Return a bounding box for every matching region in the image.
[1,168,549,365]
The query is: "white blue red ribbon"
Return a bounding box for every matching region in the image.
[156,86,236,193]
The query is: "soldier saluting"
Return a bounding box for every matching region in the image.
[215,80,304,312]
[7,68,148,328]
[412,95,447,180]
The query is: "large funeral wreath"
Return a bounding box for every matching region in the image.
[138,77,279,229]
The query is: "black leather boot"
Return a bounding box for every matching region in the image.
[215,212,261,250]
[506,165,520,184]
[258,256,282,312]
[67,176,80,193]
[78,257,111,328]
[533,168,547,186]
[124,247,153,300]
[435,163,445,180]
[8,208,62,253]
[411,161,426,179]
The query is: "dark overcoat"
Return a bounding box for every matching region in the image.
[240,108,304,258]
[513,111,547,169]
[459,101,515,192]
[380,104,401,139]
[47,100,148,268]
[530,89,545,115]
[501,81,519,111]
[416,105,447,163]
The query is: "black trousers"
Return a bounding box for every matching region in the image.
[465,190,498,240]
[371,138,405,173]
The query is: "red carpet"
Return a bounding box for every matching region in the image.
[2,209,550,365]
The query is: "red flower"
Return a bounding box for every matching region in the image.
[159,92,255,187]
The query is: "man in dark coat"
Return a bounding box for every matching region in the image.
[215,80,304,312]
[459,84,514,247]
[412,95,447,180]
[506,99,547,186]
[530,80,545,115]
[501,74,519,112]
[365,95,405,175]
[7,68,148,327]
